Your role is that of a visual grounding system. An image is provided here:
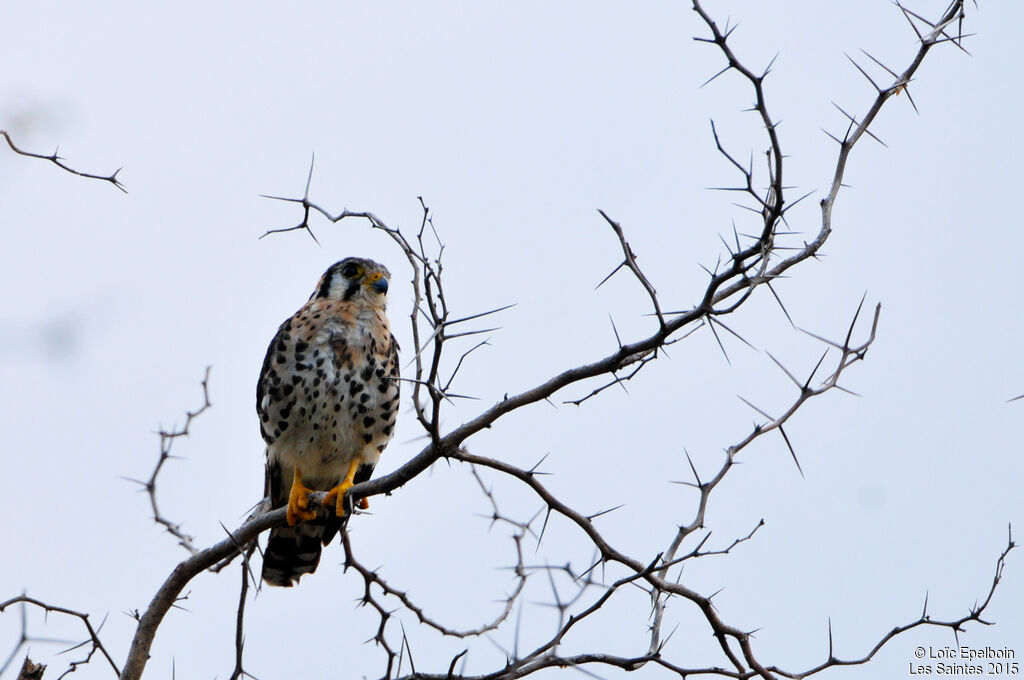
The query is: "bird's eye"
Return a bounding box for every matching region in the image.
[341,263,360,278]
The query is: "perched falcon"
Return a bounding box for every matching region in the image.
[257,257,400,587]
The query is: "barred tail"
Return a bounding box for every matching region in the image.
[261,523,325,587]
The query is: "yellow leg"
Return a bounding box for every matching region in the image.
[286,468,317,526]
[322,458,361,517]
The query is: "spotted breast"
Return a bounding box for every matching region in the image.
[258,257,399,587]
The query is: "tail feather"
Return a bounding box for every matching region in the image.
[262,523,325,587]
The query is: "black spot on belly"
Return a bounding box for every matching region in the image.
[362,433,372,444]
[363,416,376,428]
[349,381,364,396]
[275,353,286,364]
[296,340,308,352]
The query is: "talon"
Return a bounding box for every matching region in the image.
[357,498,370,511]
[322,458,362,518]
[287,468,318,526]
[321,486,343,512]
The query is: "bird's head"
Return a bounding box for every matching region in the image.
[313,257,391,307]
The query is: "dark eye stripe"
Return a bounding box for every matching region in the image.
[315,271,334,299]
[342,279,361,301]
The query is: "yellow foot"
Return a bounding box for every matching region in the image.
[322,458,361,517]
[287,468,317,526]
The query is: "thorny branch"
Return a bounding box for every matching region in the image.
[382,527,1014,680]
[122,366,213,555]
[3,2,1010,680]
[1,130,125,192]
[767,526,1016,679]
[227,543,258,680]
[597,209,667,330]
[0,596,119,680]
[340,466,531,677]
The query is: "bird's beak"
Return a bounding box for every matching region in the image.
[366,272,389,295]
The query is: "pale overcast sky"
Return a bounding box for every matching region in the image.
[1,2,1021,679]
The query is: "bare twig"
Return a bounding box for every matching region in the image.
[228,544,258,680]
[122,367,213,555]
[597,209,667,330]
[0,596,119,679]
[336,464,530,679]
[1,130,125,192]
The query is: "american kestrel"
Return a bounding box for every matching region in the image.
[258,257,400,587]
